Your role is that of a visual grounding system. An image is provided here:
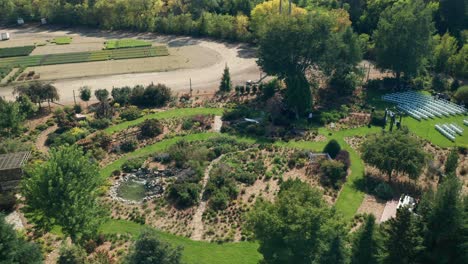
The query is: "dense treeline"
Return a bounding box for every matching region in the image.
[2,0,465,97]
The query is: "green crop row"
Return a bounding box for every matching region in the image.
[0,46,36,58]
[105,39,152,49]
[0,46,169,68]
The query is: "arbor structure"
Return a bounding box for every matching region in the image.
[22,145,104,243]
[361,131,427,182]
[247,179,347,264]
[373,0,433,80]
[126,228,183,264]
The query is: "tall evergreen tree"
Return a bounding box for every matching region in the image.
[382,207,425,264]
[219,64,232,92]
[22,145,105,243]
[351,214,380,264]
[420,176,465,263]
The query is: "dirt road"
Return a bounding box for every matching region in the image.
[0,26,263,103]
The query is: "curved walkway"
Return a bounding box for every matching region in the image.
[191,154,224,240]
[35,124,57,153]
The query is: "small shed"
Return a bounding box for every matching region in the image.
[17,18,24,25]
[0,32,10,41]
[0,151,30,192]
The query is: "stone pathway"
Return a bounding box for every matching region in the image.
[5,211,25,230]
[35,125,57,153]
[212,115,223,132]
[191,154,224,240]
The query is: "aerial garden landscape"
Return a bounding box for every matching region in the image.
[0,0,467,264]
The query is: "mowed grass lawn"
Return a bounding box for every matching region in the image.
[403,115,467,147]
[104,107,225,134]
[100,220,262,264]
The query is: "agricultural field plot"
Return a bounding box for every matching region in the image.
[51,36,72,45]
[0,45,35,58]
[0,66,13,80]
[105,38,152,49]
[0,46,169,68]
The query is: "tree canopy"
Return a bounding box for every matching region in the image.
[361,131,427,182]
[373,0,434,80]
[247,179,347,264]
[22,145,105,243]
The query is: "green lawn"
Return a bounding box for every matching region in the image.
[52,36,72,45]
[104,108,225,134]
[100,220,262,264]
[365,89,467,148]
[402,115,467,148]
[105,39,152,49]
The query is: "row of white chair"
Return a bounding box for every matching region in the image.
[435,124,455,141]
[383,91,466,120]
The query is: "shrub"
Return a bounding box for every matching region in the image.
[445,148,458,175]
[182,119,194,130]
[111,86,132,105]
[120,139,137,152]
[89,118,112,129]
[210,191,229,210]
[335,150,351,170]
[320,160,347,189]
[130,83,172,107]
[319,110,342,124]
[454,85,468,104]
[323,139,341,159]
[373,182,394,200]
[121,157,145,172]
[167,182,200,207]
[140,119,163,138]
[93,131,112,149]
[120,106,142,121]
[371,110,386,127]
[73,104,82,113]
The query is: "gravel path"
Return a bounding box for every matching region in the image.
[35,125,57,153]
[191,155,224,240]
[212,116,223,132]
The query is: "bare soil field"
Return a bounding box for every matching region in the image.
[0,26,262,103]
